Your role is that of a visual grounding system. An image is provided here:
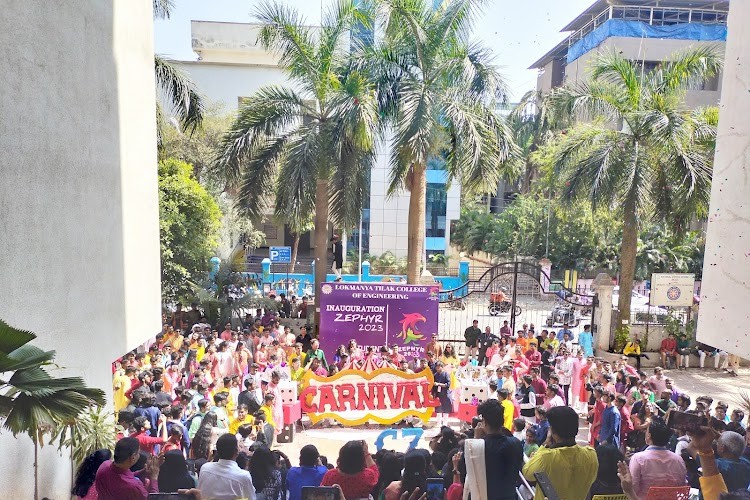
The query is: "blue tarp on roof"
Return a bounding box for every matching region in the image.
[568,19,727,64]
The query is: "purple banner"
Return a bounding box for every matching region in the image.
[318,282,440,360]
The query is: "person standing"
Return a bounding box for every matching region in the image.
[432,362,452,427]
[198,434,256,500]
[464,400,524,500]
[463,320,481,362]
[522,406,598,500]
[477,326,494,366]
[598,391,621,449]
[95,437,161,498]
[555,351,573,406]
[578,324,594,357]
[330,235,343,282]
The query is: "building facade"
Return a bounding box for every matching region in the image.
[174,20,460,262]
[530,0,728,106]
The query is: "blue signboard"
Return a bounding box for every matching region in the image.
[269,246,292,264]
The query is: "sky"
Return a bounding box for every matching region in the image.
[154,0,595,101]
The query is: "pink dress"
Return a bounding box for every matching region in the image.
[267,381,284,434]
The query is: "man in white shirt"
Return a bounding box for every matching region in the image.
[198,433,256,500]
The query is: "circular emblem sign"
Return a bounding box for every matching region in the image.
[666,286,681,301]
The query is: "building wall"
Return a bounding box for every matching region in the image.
[0,1,161,497]
[697,0,750,359]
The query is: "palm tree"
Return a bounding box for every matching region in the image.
[369,0,518,283]
[0,319,105,500]
[508,90,565,193]
[214,0,377,308]
[548,47,721,330]
[152,0,204,141]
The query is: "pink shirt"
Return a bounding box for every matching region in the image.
[629,446,687,498]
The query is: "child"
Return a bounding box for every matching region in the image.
[524,429,539,458]
[512,418,526,442]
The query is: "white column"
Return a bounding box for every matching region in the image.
[592,273,615,352]
[697,0,750,360]
[0,1,160,497]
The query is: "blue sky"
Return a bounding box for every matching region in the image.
[154,0,595,101]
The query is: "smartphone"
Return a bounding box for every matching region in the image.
[425,477,445,500]
[665,410,708,433]
[301,486,342,500]
[534,471,560,500]
[148,494,192,500]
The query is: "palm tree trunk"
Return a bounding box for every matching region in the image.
[407,164,427,283]
[34,438,39,500]
[313,179,330,329]
[290,232,300,273]
[617,196,638,330]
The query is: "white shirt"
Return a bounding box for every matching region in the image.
[197,459,256,500]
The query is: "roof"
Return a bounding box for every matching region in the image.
[528,0,730,69]
[563,0,729,31]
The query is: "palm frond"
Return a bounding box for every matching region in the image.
[154,55,205,135]
[254,1,319,91]
[213,86,305,186]
[273,127,320,226]
[549,80,628,124]
[0,319,36,354]
[153,0,174,19]
[0,345,55,373]
[655,45,723,94]
[235,134,290,220]
[589,50,642,108]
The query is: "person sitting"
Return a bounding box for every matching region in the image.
[249,446,284,500]
[714,431,750,492]
[72,449,111,500]
[382,450,428,500]
[523,406,598,500]
[158,450,195,493]
[623,337,648,370]
[197,433,256,499]
[320,440,380,499]
[286,445,328,500]
[253,411,275,447]
[96,437,160,497]
[587,444,625,499]
[628,419,687,498]
[659,334,678,369]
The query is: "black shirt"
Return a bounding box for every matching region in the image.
[484,433,524,499]
[332,241,343,265]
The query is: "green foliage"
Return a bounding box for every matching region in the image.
[159,158,222,302]
[54,406,119,468]
[0,319,106,442]
[614,325,631,353]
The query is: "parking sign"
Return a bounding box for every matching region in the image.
[269,246,292,263]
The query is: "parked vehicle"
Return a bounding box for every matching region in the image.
[546,303,581,327]
[488,290,521,317]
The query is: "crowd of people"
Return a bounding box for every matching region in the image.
[73,306,749,499]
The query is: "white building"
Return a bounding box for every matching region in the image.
[174,20,461,262]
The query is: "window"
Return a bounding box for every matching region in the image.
[426,183,447,238]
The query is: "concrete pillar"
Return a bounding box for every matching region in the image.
[0,1,160,497]
[262,258,272,284]
[592,273,614,352]
[362,260,371,280]
[697,0,750,360]
[459,258,470,283]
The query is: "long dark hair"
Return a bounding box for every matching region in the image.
[158,450,195,493]
[249,445,276,490]
[72,449,111,496]
[192,412,218,460]
[337,440,366,474]
[372,450,403,498]
[401,451,427,496]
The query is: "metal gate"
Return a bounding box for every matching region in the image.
[438,261,595,349]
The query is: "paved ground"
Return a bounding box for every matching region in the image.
[271,367,750,462]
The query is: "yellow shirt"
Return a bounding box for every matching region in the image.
[112,373,132,412]
[523,445,598,500]
[229,415,255,434]
[260,404,275,429]
[439,355,459,367]
[623,342,641,355]
[500,399,514,431]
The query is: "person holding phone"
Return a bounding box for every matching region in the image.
[320,440,379,499]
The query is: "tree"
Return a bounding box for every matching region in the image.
[370,0,517,282]
[0,319,105,500]
[214,0,378,308]
[153,0,205,142]
[159,158,222,302]
[281,213,314,273]
[548,47,721,328]
[508,90,566,193]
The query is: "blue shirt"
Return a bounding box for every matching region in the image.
[715,458,750,492]
[534,419,549,446]
[557,328,573,341]
[484,434,525,499]
[286,465,328,500]
[578,331,593,357]
[599,405,621,448]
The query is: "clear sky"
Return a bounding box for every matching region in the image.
[154,0,595,101]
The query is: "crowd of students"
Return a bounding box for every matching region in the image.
[73,306,750,499]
